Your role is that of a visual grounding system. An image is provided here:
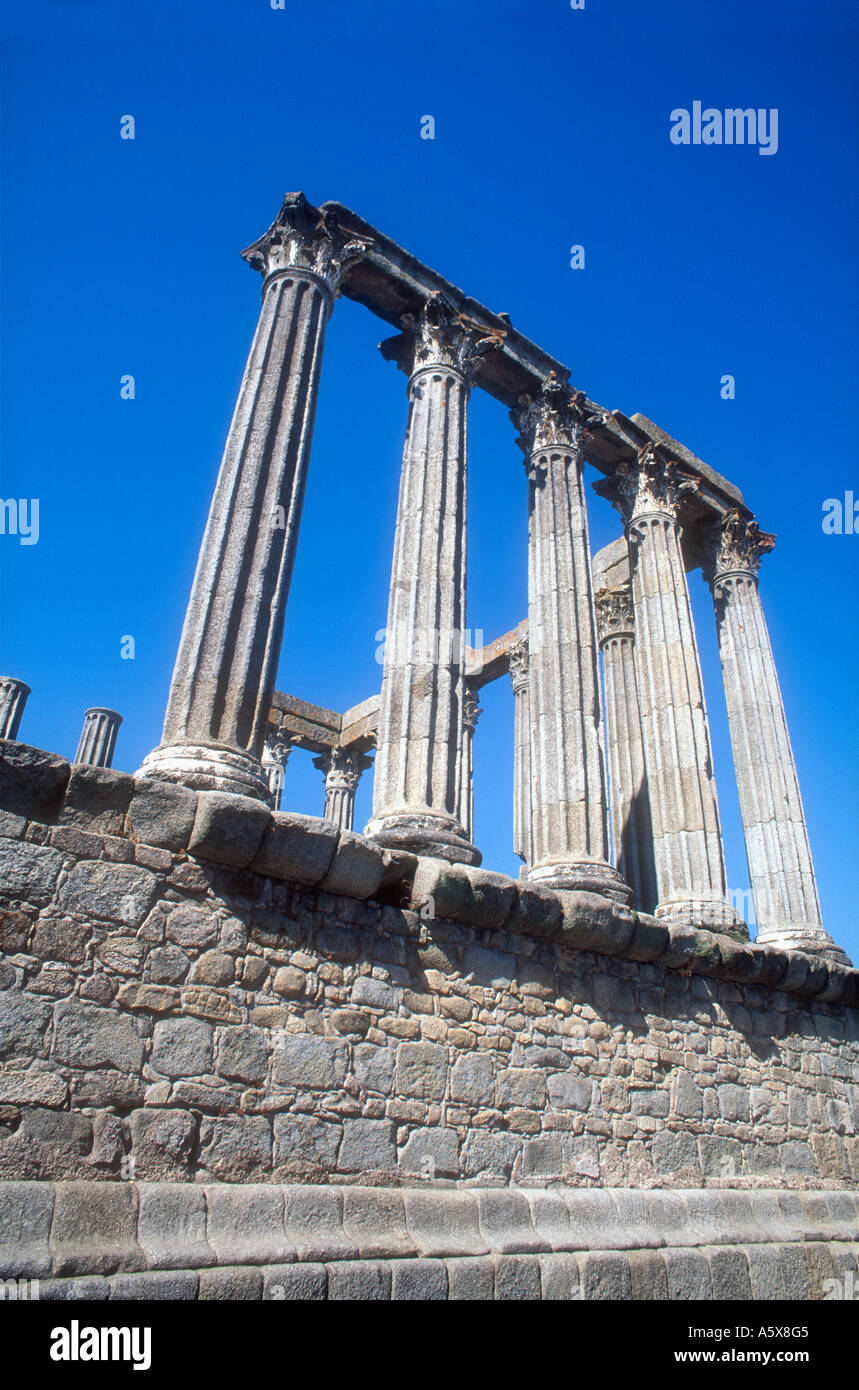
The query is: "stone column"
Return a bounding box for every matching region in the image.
[75,708,122,768]
[314,746,373,832]
[595,446,742,931]
[139,195,368,798]
[513,374,628,900]
[0,678,30,740]
[262,732,293,812]
[594,587,658,914]
[507,637,532,866]
[458,684,482,844]
[703,511,849,962]
[366,294,502,864]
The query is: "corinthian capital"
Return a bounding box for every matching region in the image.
[594,444,698,525]
[702,508,776,583]
[242,192,371,292]
[382,292,505,379]
[507,637,529,693]
[594,586,634,643]
[510,372,603,456]
[463,684,483,731]
[313,745,373,791]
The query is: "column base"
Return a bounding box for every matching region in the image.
[754,927,852,967]
[137,743,270,800]
[525,858,632,904]
[655,894,748,937]
[365,811,481,867]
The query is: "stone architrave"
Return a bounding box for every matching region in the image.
[0,678,30,740]
[75,708,122,768]
[139,194,369,798]
[512,374,629,901]
[366,293,503,864]
[314,746,373,832]
[594,586,658,914]
[262,733,294,813]
[458,684,482,844]
[507,637,532,866]
[595,446,742,932]
[703,510,850,962]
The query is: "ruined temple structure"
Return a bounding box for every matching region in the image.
[0,194,856,1301]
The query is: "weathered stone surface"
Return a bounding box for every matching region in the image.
[128,1109,197,1181]
[318,830,385,900]
[151,1017,213,1077]
[189,792,271,868]
[62,765,134,834]
[274,1114,342,1170]
[250,812,338,885]
[396,1042,448,1100]
[272,1033,348,1089]
[127,777,198,851]
[53,1000,144,1070]
[0,840,64,908]
[198,1118,273,1181]
[50,1182,141,1276]
[59,861,158,927]
[0,742,70,821]
[216,1024,268,1082]
[339,1118,396,1172]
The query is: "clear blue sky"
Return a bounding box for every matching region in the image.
[1,0,856,959]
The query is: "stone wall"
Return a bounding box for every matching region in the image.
[1,741,857,1195]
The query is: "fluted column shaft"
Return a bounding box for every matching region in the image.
[0,678,30,740]
[367,295,500,864]
[508,639,532,866]
[458,685,482,844]
[514,376,628,900]
[597,447,741,931]
[314,747,373,832]
[140,195,367,798]
[595,588,658,913]
[705,513,849,962]
[75,708,122,768]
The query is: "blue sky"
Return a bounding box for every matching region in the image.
[1,0,856,959]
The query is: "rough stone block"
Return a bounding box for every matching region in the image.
[342,1188,413,1259]
[493,1254,541,1300]
[477,1189,545,1255]
[506,882,562,939]
[662,1248,712,1300]
[59,861,158,927]
[39,1275,109,1300]
[399,1127,460,1178]
[0,1181,54,1277]
[450,1054,496,1106]
[339,1118,396,1172]
[410,858,470,921]
[198,1116,272,1181]
[205,1184,290,1266]
[216,1024,268,1083]
[456,866,516,929]
[0,840,64,908]
[109,1271,198,1300]
[0,741,70,820]
[197,1266,262,1299]
[151,1016,213,1077]
[445,1256,494,1300]
[53,1000,144,1071]
[395,1041,448,1100]
[272,1033,348,1090]
[327,1260,392,1301]
[462,1130,521,1180]
[404,1191,488,1258]
[318,830,385,900]
[282,1186,354,1262]
[627,1249,669,1300]
[263,1262,326,1300]
[61,765,134,834]
[128,1109,197,1181]
[390,1258,448,1300]
[137,1183,212,1270]
[189,792,271,868]
[706,1246,753,1299]
[580,1252,633,1301]
[127,777,198,851]
[50,1182,141,1276]
[250,812,338,885]
[555,891,635,955]
[273,1114,342,1171]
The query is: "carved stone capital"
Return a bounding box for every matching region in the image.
[313,745,373,791]
[510,371,604,457]
[702,508,775,584]
[507,638,529,693]
[242,192,371,293]
[594,586,634,644]
[263,731,294,768]
[381,292,505,380]
[594,444,698,525]
[462,685,483,731]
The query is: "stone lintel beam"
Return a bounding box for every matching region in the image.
[318,199,746,520]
